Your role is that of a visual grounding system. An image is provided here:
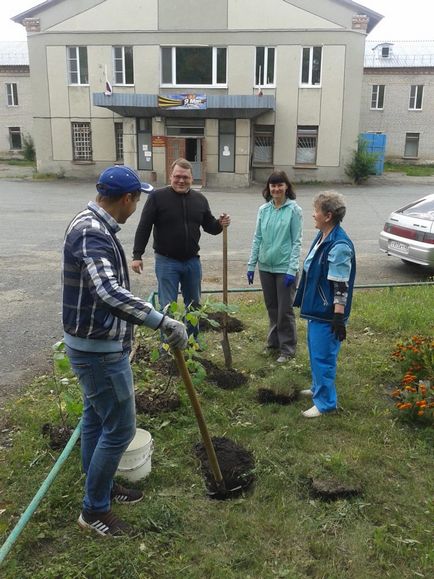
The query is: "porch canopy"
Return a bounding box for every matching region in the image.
[93,93,275,119]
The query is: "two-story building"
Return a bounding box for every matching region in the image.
[361,40,434,163]
[0,41,33,157]
[13,0,381,186]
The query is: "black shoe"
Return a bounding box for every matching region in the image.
[78,509,137,537]
[111,482,143,505]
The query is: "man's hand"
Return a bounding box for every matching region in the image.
[131,259,143,274]
[160,317,188,350]
[331,313,346,342]
[219,213,231,227]
[247,271,254,285]
[283,274,296,287]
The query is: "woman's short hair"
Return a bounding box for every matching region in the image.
[313,191,346,224]
[262,171,296,201]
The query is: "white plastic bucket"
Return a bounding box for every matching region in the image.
[116,428,154,482]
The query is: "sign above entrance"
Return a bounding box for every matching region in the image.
[158,94,207,110]
[152,135,167,147]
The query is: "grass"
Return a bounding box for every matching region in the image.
[384,161,434,177]
[0,158,35,167]
[1,287,433,578]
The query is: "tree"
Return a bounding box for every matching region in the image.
[345,136,378,184]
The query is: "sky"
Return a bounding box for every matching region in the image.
[0,1,433,41]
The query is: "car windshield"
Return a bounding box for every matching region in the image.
[398,197,434,221]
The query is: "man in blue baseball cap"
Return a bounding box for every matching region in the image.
[62,165,188,537]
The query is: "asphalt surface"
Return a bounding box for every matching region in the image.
[1,167,434,405]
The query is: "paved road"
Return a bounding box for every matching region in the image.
[1,174,434,404]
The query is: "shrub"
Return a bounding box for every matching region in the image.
[22,133,36,162]
[345,136,378,184]
[390,335,433,423]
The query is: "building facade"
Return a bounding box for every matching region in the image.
[0,41,33,157]
[14,0,380,186]
[361,40,434,163]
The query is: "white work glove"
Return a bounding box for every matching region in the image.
[160,316,188,350]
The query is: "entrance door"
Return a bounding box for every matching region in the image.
[185,138,202,181]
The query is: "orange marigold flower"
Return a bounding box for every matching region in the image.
[391,389,401,398]
[399,402,412,410]
[415,400,427,407]
[417,410,424,416]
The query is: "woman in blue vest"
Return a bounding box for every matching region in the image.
[247,171,303,362]
[294,191,356,418]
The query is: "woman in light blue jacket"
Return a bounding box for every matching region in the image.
[247,171,303,362]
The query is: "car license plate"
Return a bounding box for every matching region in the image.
[389,240,409,254]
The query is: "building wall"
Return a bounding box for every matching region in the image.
[0,68,33,156]
[360,69,434,162]
[21,0,371,183]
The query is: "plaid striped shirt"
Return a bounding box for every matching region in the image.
[62,201,163,352]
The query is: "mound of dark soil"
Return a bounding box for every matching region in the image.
[256,388,298,405]
[200,313,245,333]
[199,358,248,389]
[42,423,77,450]
[135,390,181,415]
[194,436,255,499]
[309,476,362,501]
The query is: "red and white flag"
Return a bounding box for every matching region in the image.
[104,65,112,96]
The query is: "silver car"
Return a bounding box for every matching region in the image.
[379,193,434,267]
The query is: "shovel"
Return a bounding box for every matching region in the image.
[221,225,233,369]
[173,349,225,490]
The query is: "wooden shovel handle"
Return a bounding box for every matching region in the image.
[173,349,224,485]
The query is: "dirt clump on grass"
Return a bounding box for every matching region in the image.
[199,358,248,389]
[256,387,298,405]
[135,389,181,415]
[200,313,245,333]
[309,476,362,500]
[42,423,77,450]
[194,436,255,499]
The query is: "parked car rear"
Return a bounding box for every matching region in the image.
[379,193,434,267]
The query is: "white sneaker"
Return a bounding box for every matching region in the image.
[276,355,290,363]
[299,389,313,398]
[302,405,322,418]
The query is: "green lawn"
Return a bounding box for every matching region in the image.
[0,287,433,578]
[385,161,434,176]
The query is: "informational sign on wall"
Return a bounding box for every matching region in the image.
[158,94,207,109]
[152,136,167,147]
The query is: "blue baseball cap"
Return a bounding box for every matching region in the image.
[96,165,153,196]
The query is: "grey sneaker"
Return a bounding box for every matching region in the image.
[78,509,137,537]
[111,483,143,505]
[299,389,313,398]
[276,355,288,363]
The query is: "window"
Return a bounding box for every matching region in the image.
[371,85,385,109]
[115,123,124,162]
[381,46,390,58]
[67,47,88,85]
[409,85,423,110]
[161,47,227,86]
[71,122,92,161]
[9,127,22,150]
[296,126,318,165]
[6,83,18,106]
[137,118,152,170]
[113,46,134,85]
[404,133,419,158]
[165,118,205,137]
[219,120,235,172]
[252,125,274,165]
[255,47,275,86]
[301,47,322,86]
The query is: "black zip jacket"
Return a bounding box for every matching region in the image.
[132,186,223,261]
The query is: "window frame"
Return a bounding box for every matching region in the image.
[114,122,124,162]
[409,85,423,110]
[255,47,276,87]
[370,84,385,110]
[300,46,322,87]
[113,46,134,85]
[9,127,22,150]
[67,46,89,85]
[6,83,19,106]
[252,125,274,167]
[71,122,92,162]
[160,46,227,87]
[403,132,420,159]
[295,126,319,166]
[218,119,236,173]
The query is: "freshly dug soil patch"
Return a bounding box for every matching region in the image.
[200,313,245,333]
[309,476,362,501]
[194,436,255,499]
[199,358,248,389]
[42,423,77,450]
[256,388,298,405]
[135,390,181,415]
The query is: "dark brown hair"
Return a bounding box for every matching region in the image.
[262,171,296,201]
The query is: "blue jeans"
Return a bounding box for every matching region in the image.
[155,253,202,337]
[307,320,342,413]
[66,346,136,513]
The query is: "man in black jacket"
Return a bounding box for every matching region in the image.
[131,158,230,336]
